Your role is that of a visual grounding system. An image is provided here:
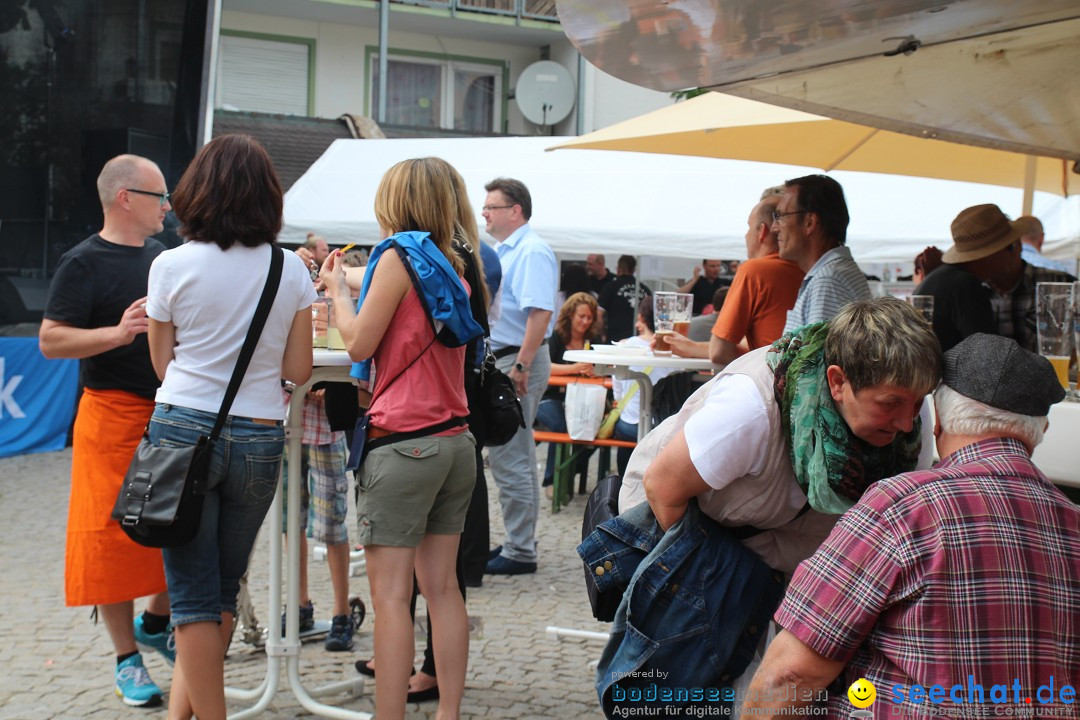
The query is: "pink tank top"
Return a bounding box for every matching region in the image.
[367,287,469,434]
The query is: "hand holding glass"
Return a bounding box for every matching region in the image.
[654,292,693,355]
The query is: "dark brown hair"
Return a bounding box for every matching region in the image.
[784,174,850,246]
[484,177,532,220]
[914,246,943,276]
[171,134,283,249]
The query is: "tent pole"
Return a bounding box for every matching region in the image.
[377,0,388,124]
[1022,155,1036,215]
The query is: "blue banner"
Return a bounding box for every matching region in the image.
[0,337,78,459]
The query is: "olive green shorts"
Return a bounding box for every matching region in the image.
[356,431,477,548]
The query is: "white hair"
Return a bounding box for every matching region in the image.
[933,384,1046,450]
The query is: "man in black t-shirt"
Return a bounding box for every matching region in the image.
[585,253,615,295]
[677,259,730,315]
[598,254,651,342]
[40,154,173,708]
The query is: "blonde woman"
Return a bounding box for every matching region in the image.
[321,158,482,719]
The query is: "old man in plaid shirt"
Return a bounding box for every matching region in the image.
[743,334,1079,718]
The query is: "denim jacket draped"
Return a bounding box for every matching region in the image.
[578,500,785,717]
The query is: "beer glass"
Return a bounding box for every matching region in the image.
[1035,282,1074,391]
[653,292,692,355]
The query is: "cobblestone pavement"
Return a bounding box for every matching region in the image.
[0,448,610,719]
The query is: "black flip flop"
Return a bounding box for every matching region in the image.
[354,659,415,678]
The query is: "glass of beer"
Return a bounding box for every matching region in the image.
[1035,282,1074,391]
[326,296,347,351]
[671,292,694,355]
[312,295,330,349]
[653,292,692,355]
[1074,281,1080,397]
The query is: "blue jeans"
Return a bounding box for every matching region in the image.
[612,418,637,477]
[149,403,284,626]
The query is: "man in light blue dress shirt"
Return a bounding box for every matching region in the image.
[482,177,558,576]
[1015,215,1075,274]
[774,174,871,333]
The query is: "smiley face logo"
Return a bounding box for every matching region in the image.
[848,678,877,708]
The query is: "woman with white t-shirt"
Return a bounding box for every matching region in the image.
[145,134,316,720]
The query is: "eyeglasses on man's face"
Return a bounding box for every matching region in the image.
[127,188,171,207]
[771,209,807,223]
[482,204,514,213]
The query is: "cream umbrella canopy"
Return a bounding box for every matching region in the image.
[548,92,1078,205]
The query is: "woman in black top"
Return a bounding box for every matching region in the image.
[534,292,603,493]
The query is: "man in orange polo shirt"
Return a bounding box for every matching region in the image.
[667,189,803,363]
[709,189,805,363]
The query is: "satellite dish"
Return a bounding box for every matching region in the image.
[515,60,575,127]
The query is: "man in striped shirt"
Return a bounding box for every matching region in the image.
[743,333,1078,718]
[775,175,871,333]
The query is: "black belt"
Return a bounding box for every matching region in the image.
[492,338,548,361]
[364,417,467,456]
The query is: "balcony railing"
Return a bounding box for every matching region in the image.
[392,0,559,23]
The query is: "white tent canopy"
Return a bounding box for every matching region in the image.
[283,137,1080,265]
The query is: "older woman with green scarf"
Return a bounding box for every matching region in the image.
[618,296,942,574]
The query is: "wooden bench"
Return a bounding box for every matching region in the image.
[533,430,636,512]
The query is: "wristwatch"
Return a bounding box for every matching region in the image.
[514,360,529,373]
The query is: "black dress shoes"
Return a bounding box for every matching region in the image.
[485,555,537,575]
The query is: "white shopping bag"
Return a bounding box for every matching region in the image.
[565,382,608,441]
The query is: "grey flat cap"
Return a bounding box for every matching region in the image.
[943,334,1065,416]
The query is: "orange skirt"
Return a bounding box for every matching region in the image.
[65,388,167,606]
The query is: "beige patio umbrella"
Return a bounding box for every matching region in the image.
[548,92,1078,208]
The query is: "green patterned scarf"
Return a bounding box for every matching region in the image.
[766,322,923,514]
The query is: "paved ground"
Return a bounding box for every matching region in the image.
[0,447,610,719]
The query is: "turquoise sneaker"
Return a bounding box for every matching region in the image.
[114,654,163,707]
[134,614,176,665]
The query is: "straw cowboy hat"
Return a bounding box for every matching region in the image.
[942,204,1023,264]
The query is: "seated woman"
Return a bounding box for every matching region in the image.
[609,300,674,475]
[611,297,941,698]
[534,291,603,496]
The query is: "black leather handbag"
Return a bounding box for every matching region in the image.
[111,246,283,548]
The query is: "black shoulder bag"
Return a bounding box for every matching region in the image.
[581,473,624,621]
[476,338,525,446]
[443,239,524,447]
[111,246,284,548]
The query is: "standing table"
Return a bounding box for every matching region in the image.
[562,349,719,439]
[1032,399,1080,490]
[226,350,369,720]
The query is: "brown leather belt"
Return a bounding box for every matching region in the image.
[367,425,395,439]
